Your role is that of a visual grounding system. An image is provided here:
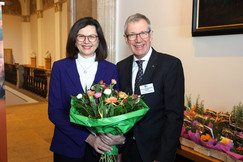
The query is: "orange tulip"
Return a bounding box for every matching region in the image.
[87,90,95,96]
[106,97,117,104]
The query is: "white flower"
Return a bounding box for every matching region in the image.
[91,85,94,90]
[135,96,140,103]
[103,89,112,95]
[76,93,82,99]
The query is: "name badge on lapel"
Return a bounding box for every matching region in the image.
[140,83,155,95]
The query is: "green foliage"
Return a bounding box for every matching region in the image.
[191,126,198,133]
[231,102,243,129]
[194,95,204,115]
[230,147,243,155]
[185,94,204,115]
[212,122,224,140]
[186,94,192,109]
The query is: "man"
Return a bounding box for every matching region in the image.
[117,13,185,162]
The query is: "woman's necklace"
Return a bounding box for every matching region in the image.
[77,60,95,74]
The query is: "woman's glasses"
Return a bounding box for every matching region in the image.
[76,34,98,42]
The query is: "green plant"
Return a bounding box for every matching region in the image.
[186,94,192,109]
[194,95,204,115]
[231,102,243,129]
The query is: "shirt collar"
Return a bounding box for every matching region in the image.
[77,53,96,63]
[133,47,152,62]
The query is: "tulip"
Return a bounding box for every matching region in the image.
[100,83,106,88]
[123,98,127,103]
[111,79,117,85]
[87,90,95,96]
[106,97,117,104]
[104,89,112,95]
[76,93,82,99]
[132,94,138,99]
[94,92,102,98]
[118,91,128,99]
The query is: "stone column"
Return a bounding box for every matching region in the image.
[67,0,76,30]
[67,0,97,30]
[37,0,44,67]
[20,0,31,65]
[54,0,62,62]
[97,0,116,64]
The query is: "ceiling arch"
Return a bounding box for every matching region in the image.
[2,0,21,15]
[2,0,59,16]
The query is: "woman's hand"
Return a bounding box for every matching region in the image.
[99,133,125,146]
[85,134,113,154]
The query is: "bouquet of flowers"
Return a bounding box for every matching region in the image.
[69,79,149,162]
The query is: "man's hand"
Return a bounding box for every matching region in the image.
[85,134,113,154]
[99,133,125,145]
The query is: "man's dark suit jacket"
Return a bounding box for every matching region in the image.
[117,48,184,162]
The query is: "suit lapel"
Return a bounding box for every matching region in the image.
[66,59,84,92]
[126,56,133,93]
[141,49,158,84]
[93,61,102,84]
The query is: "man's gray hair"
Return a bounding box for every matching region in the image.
[124,13,152,34]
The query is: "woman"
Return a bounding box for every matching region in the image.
[48,17,125,162]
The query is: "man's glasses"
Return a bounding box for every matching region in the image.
[126,30,151,41]
[76,34,98,42]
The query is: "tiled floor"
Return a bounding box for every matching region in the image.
[6,85,54,162]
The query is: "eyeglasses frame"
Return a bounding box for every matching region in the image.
[125,30,151,41]
[76,34,98,42]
